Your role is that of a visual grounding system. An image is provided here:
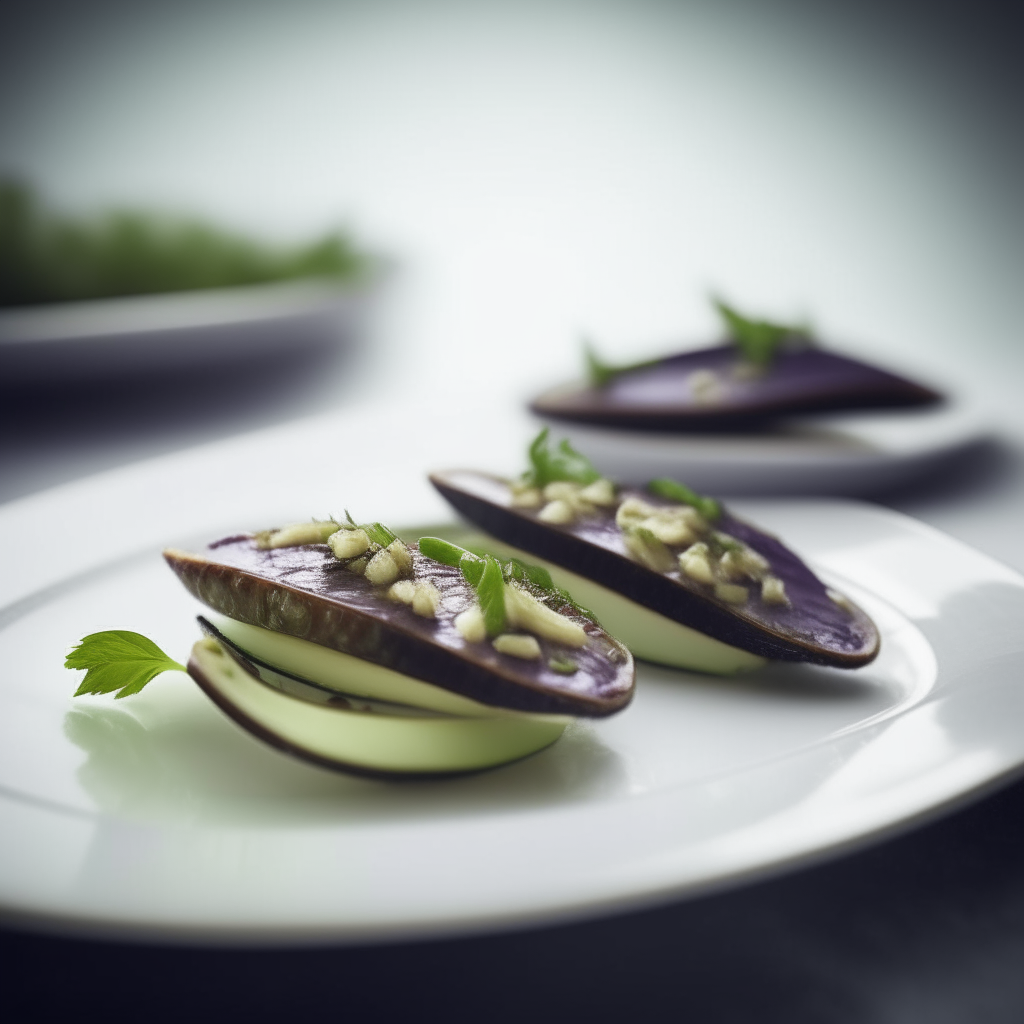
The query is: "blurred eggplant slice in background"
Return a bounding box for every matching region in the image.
[531,299,941,432]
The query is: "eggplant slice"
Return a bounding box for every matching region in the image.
[531,345,942,432]
[165,538,634,717]
[430,470,880,669]
[187,634,568,778]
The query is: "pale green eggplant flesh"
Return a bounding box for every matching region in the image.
[209,614,507,717]
[188,638,569,777]
[428,527,766,675]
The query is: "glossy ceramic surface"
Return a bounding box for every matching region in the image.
[1,407,1021,943]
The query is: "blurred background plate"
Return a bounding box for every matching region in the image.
[0,279,368,388]
[537,402,993,496]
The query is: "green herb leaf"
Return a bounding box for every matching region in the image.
[65,630,186,699]
[417,536,469,568]
[713,298,809,367]
[583,340,662,388]
[523,428,601,488]
[548,656,578,675]
[648,477,722,522]
[710,531,744,555]
[341,511,397,548]
[477,556,507,637]
[459,552,486,588]
[361,521,398,548]
[418,536,600,625]
[504,558,554,592]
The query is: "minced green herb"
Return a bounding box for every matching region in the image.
[548,657,578,675]
[417,536,600,625]
[343,511,397,549]
[459,552,485,588]
[648,477,721,522]
[477,556,507,637]
[584,340,662,388]
[713,298,810,367]
[522,428,600,489]
[0,179,369,308]
[417,536,468,569]
[581,299,811,384]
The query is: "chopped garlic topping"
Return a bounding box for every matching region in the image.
[387,580,416,604]
[387,539,413,576]
[411,581,440,618]
[624,529,676,572]
[715,582,748,605]
[346,556,368,575]
[615,496,659,529]
[257,520,339,549]
[328,528,369,560]
[579,478,616,506]
[679,544,715,584]
[364,549,399,586]
[389,579,440,617]
[539,481,600,519]
[761,576,789,606]
[454,604,486,643]
[492,634,542,660]
[510,487,542,508]
[688,368,722,404]
[717,549,748,582]
[538,499,575,524]
[608,488,785,608]
[504,584,587,647]
[738,546,770,577]
[640,513,697,546]
[542,481,582,502]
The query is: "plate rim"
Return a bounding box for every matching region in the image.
[2,497,1024,943]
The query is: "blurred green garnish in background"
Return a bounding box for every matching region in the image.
[713,298,811,368]
[583,298,813,385]
[0,179,370,308]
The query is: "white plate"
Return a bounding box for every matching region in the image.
[1,407,1023,944]
[0,280,366,387]
[538,402,992,496]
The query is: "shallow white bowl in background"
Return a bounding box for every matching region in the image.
[0,279,369,387]
[536,402,993,496]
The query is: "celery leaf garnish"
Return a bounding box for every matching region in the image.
[523,428,601,488]
[65,631,186,699]
[714,298,810,367]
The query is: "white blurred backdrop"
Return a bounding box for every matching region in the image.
[2,0,1020,408]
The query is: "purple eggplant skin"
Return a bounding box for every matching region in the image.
[163,539,634,718]
[430,470,880,669]
[530,345,942,432]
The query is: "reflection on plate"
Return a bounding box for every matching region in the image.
[1,474,1023,942]
[0,280,367,388]
[536,402,993,496]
